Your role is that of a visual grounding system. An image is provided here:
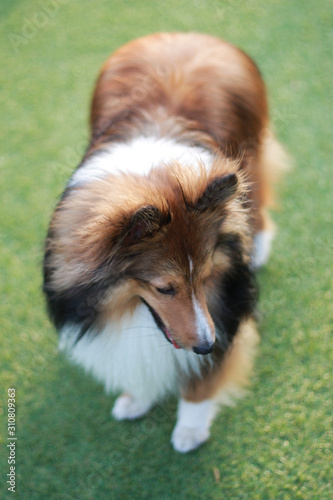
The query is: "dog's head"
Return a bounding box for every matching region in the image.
[46,162,251,354]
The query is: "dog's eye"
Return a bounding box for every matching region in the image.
[156,286,175,296]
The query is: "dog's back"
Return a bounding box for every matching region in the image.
[90,33,267,159]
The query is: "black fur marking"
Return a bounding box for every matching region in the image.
[43,279,113,343]
[209,234,258,357]
[188,174,238,212]
[43,238,119,342]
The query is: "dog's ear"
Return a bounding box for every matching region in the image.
[122,205,171,244]
[193,174,238,212]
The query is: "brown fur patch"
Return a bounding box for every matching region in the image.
[183,318,259,402]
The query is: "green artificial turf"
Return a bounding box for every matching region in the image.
[1,0,332,498]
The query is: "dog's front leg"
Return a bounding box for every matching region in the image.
[112,393,153,420]
[171,398,218,453]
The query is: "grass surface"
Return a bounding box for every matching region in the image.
[1,0,332,498]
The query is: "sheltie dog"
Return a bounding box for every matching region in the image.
[43,33,287,452]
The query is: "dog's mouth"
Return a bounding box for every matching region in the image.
[141,299,181,349]
[164,326,181,349]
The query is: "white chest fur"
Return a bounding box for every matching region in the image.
[59,303,204,405]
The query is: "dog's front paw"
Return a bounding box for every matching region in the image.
[171,424,210,453]
[111,394,152,420]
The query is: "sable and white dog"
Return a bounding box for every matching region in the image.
[44,33,286,452]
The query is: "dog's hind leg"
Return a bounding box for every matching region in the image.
[250,130,289,269]
[251,216,276,269]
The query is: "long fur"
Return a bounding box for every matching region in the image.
[43,33,287,452]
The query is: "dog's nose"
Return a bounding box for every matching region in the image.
[192,342,215,355]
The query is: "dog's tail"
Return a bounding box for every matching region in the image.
[258,128,290,209]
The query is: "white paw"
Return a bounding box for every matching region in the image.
[251,230,274,269]
[171,424,210,453]
[111,394,152,420]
